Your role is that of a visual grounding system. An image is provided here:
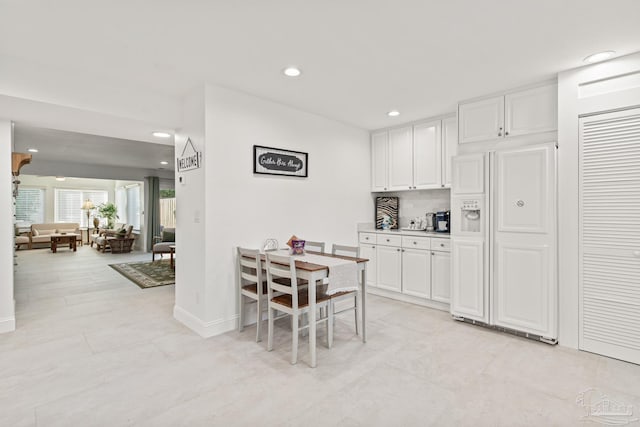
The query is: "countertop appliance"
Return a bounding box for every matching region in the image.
[425,212,436,232]
[435,211,450,233]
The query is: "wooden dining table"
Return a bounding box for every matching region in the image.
[262,250,369,368]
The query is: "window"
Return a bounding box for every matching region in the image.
[55,189,108,227]
[126,185,141,230]
[116,184,141,230]
[160,189,175,228]
[15,188,45,225]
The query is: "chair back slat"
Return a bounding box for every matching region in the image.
[305,240,325,254]
[237,247,263,290]
[331,244,359,258]
[266,252,298,308]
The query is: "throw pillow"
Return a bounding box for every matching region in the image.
[37,229,56,236]
[32,228,39,236]
[162,230,175,242]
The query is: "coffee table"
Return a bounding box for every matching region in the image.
[51,233,79,253]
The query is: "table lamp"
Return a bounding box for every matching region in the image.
[81,200,95,244]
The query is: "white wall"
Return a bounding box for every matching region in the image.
[0,120,15,333]
[557,52,640,349]
[174,88,207,328]
[174,84,371,336]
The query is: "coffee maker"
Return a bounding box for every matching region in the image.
[425,212,436,232]
[435,210,450,233]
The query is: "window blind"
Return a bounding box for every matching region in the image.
[126,186,141,230]
[15,188,45,224]
[55,189,108,227]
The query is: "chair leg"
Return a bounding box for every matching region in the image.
[328,303,334,349]
[152,251,155,261]
[255,298,262,342]
[238,294,245,332]
[291,312,299,365]
[354,294,359,336]
[267,307,274,351]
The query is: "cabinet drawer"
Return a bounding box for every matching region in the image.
[359,233,377,244]
[431,238,451,252]
[401,236,430,250]
[376,234,402,247]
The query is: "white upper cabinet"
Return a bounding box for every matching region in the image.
[458,82,557,144]
[459,96,504,144]
[371,117,455,192]
[442,116,457,188]
[413,120,442,189]
[371,131,389,191]
[388,126,414,191]
[504,84,558,137]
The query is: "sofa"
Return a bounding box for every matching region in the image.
[152,227,175,261]
[28,223,82,249]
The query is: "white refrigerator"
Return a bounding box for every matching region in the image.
[450,143,558,341]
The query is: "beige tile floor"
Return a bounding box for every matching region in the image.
[2,246,640,426]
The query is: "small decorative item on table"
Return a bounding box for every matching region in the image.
[286,235,306,255]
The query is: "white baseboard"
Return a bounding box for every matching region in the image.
[0,316,16,334]
[367,287,450,312]
[173,305,237,338]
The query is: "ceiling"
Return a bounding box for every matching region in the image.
[1,1,640,130]
[13,125,175,172]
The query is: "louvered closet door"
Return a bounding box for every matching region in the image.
[580,108,640,364]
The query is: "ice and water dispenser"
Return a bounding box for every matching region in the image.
[460,199,482,233]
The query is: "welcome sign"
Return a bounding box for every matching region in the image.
[177,138,202,172]
[253,145,308,177]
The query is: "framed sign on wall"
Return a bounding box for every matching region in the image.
[253,145,308,178]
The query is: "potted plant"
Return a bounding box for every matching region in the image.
[97,202,119,229]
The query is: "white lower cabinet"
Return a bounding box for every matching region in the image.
[359,244,377,288]
[402,248,431,299]
[376,244,402,292]
[360,232,450,309]
[431,250,451,303]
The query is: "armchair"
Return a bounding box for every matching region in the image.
[152,227,175,261]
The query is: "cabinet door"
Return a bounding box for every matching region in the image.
[376,245,402,292]
[505,84,557,137]
[371,132,389,191]
[451,239,487,322]
[431,250,451,303]
[458,96,504,144]
[442,116,458,188]
[451,153,485,195]
[359,244,377,288]
[388,126,414,191]
[413,121,442,189]
[401,248,430,298]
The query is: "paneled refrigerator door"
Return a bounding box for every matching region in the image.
[492,143,557,339]
[451,153,489,322]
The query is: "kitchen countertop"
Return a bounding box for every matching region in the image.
[359,227,450,239]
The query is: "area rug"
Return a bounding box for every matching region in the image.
[109,260,175,289]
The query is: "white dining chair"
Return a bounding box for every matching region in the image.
[265,252,332,364]
[304,240,325,254]
[327,244,360,346]
[237,247,268,342]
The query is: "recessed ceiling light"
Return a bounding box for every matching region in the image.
[27,148,38,153]
[55,176,66,182]
[283,67,302,77]
[152,131,171,138]
[584,51,616,63]
[160,161,169,165]
[387,110,400,117]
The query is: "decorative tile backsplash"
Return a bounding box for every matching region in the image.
[372,189,450,228]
